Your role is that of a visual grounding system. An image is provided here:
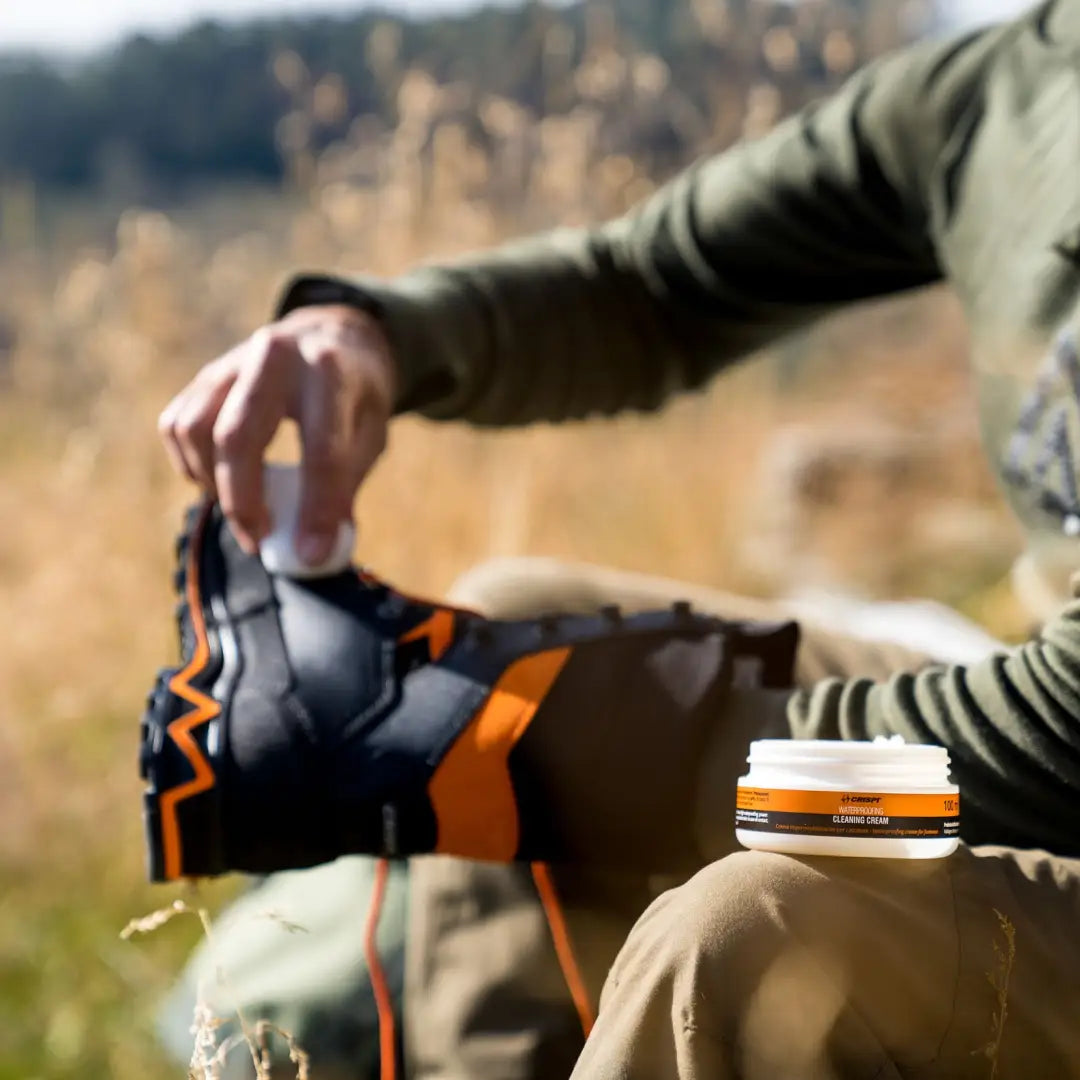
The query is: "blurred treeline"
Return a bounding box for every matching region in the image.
[0,0,932,195]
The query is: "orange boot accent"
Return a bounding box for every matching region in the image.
[160,501,220,881]
[398,609,457,661]
[428,648,571,861]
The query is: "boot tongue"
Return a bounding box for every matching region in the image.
[272,574,394,738]
[198,502,385,734]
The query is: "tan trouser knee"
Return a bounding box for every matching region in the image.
[447,557,783,621]
[603,850,829,1011]
[446,557,599,617]
[595,850,954,1079]
[589,852,857,1079]
[447,559,935,682]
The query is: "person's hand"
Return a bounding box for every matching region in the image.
[158,304,395,565]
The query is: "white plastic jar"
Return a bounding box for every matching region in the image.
[735,738,959,859]
[258,463,356,579]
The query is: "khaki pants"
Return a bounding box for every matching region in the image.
[406,558,1080,1079]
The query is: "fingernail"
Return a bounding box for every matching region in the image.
[298,532,333,566]
[235,531,260,556]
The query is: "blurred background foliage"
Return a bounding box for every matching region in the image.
[0,2,1029,1078]
[0,0,931,192]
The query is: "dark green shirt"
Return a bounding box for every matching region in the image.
[280,0,1080,855]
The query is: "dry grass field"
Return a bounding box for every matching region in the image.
[0,43,1031,1079]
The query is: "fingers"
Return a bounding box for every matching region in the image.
[158,305,396,566]
[212,332,299,553]
[158,389,198,483]
[349,399,391,492]
[176,374,239,490]
[294,314,391,567]
[158,355,238,488]
[296,349,354,565]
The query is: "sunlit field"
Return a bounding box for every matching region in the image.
[1,38,1029,1080]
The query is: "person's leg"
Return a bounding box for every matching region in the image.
[446,556,943,684]
[405,556,949,1080]
[572,844,1080,1079]
[403,857,655,1080]
[161,856,408,1079]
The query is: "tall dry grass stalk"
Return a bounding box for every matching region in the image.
[121,900,310,1079]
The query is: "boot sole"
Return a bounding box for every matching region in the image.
[140,501,232,881]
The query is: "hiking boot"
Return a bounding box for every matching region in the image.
[140,501,798,881]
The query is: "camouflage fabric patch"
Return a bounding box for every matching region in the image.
[1002,328,1080,537]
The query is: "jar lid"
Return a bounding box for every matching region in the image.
[747,738,949,766]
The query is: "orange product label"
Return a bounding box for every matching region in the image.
[736,787,958,817]
[735,786,960,840]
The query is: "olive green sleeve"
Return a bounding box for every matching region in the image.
[278,21,1011,426]
[788,601,1080,856]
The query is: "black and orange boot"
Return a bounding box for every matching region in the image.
[140,501,798,882]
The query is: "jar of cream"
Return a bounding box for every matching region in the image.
[735,738,959,859]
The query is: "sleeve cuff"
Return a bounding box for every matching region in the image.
[277,271,480,416]
[274,273,386,322]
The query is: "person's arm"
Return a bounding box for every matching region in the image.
[161,20,1018,560]
[784,601,1080,855]
[279,21,1012,426]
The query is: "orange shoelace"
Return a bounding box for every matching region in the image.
[365,859,595,1080]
